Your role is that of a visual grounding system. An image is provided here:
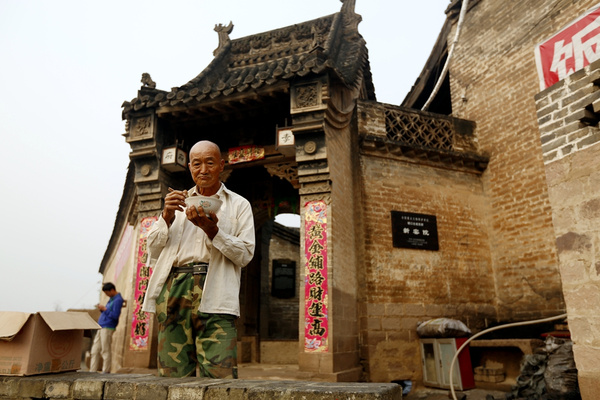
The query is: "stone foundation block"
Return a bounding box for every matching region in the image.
[474,366,506,383]
[4,372,401,400]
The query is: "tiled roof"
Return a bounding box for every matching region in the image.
[122,4,375,118]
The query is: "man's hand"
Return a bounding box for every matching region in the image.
[162,188,187,226]
[186,205,219,240]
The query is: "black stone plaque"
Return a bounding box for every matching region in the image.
[272,259,296,298]
[391,211,439,251]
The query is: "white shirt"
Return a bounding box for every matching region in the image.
[172,186,218,266]
[142,183,255,316]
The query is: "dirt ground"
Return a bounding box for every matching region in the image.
[405,386,508,400]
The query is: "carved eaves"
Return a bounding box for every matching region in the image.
[122,1,376,120]
[264,163,300,188]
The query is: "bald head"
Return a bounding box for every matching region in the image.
[188,140,225,196]
[189,140,222,159]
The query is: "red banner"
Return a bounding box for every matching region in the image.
[228,145,265,164]
[129,216,157,351]
[535,3,600,90]
[304,200,329,352]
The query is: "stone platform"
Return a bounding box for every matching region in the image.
[0,372,402,400]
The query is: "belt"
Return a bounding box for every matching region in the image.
[171,262,208,275]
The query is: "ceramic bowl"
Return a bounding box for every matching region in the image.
[185,196,222,214]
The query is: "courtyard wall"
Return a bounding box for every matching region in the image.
[535,59,600,399]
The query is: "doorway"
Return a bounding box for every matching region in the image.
[224,165,300,363]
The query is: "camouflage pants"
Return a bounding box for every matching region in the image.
[155,271,238,378]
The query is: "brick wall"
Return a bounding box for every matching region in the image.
[447,0,577,319]
[535,61,600,399]
[353,0,600,385]
[357,101,493,382]
[536,61,600,163]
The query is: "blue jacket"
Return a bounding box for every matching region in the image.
[98,293,123,329]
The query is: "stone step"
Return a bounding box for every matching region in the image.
[0,372,402,400]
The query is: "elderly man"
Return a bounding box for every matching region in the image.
[142,140,255,378]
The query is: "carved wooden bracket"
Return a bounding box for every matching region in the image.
[264,163,300,188]
[295,84,319,108]
[126,113,155,143]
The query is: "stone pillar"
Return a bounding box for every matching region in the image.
[291,77,362,381]
[121,101,164,369]
[534,61,600,399]
[122,88,188,368]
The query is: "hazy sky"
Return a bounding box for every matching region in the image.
[0,0,450,312]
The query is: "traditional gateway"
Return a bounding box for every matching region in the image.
[99,0,600,396]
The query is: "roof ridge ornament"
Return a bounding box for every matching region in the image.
[311,25,324,52]
[340,0,361,34]
[141,73,156,89]
[214,21,234,56]
[340,0,356,14]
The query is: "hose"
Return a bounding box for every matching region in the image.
[448,312,569,400]
[422,0,470,111]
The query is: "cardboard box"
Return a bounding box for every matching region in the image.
[0,311,100,376]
